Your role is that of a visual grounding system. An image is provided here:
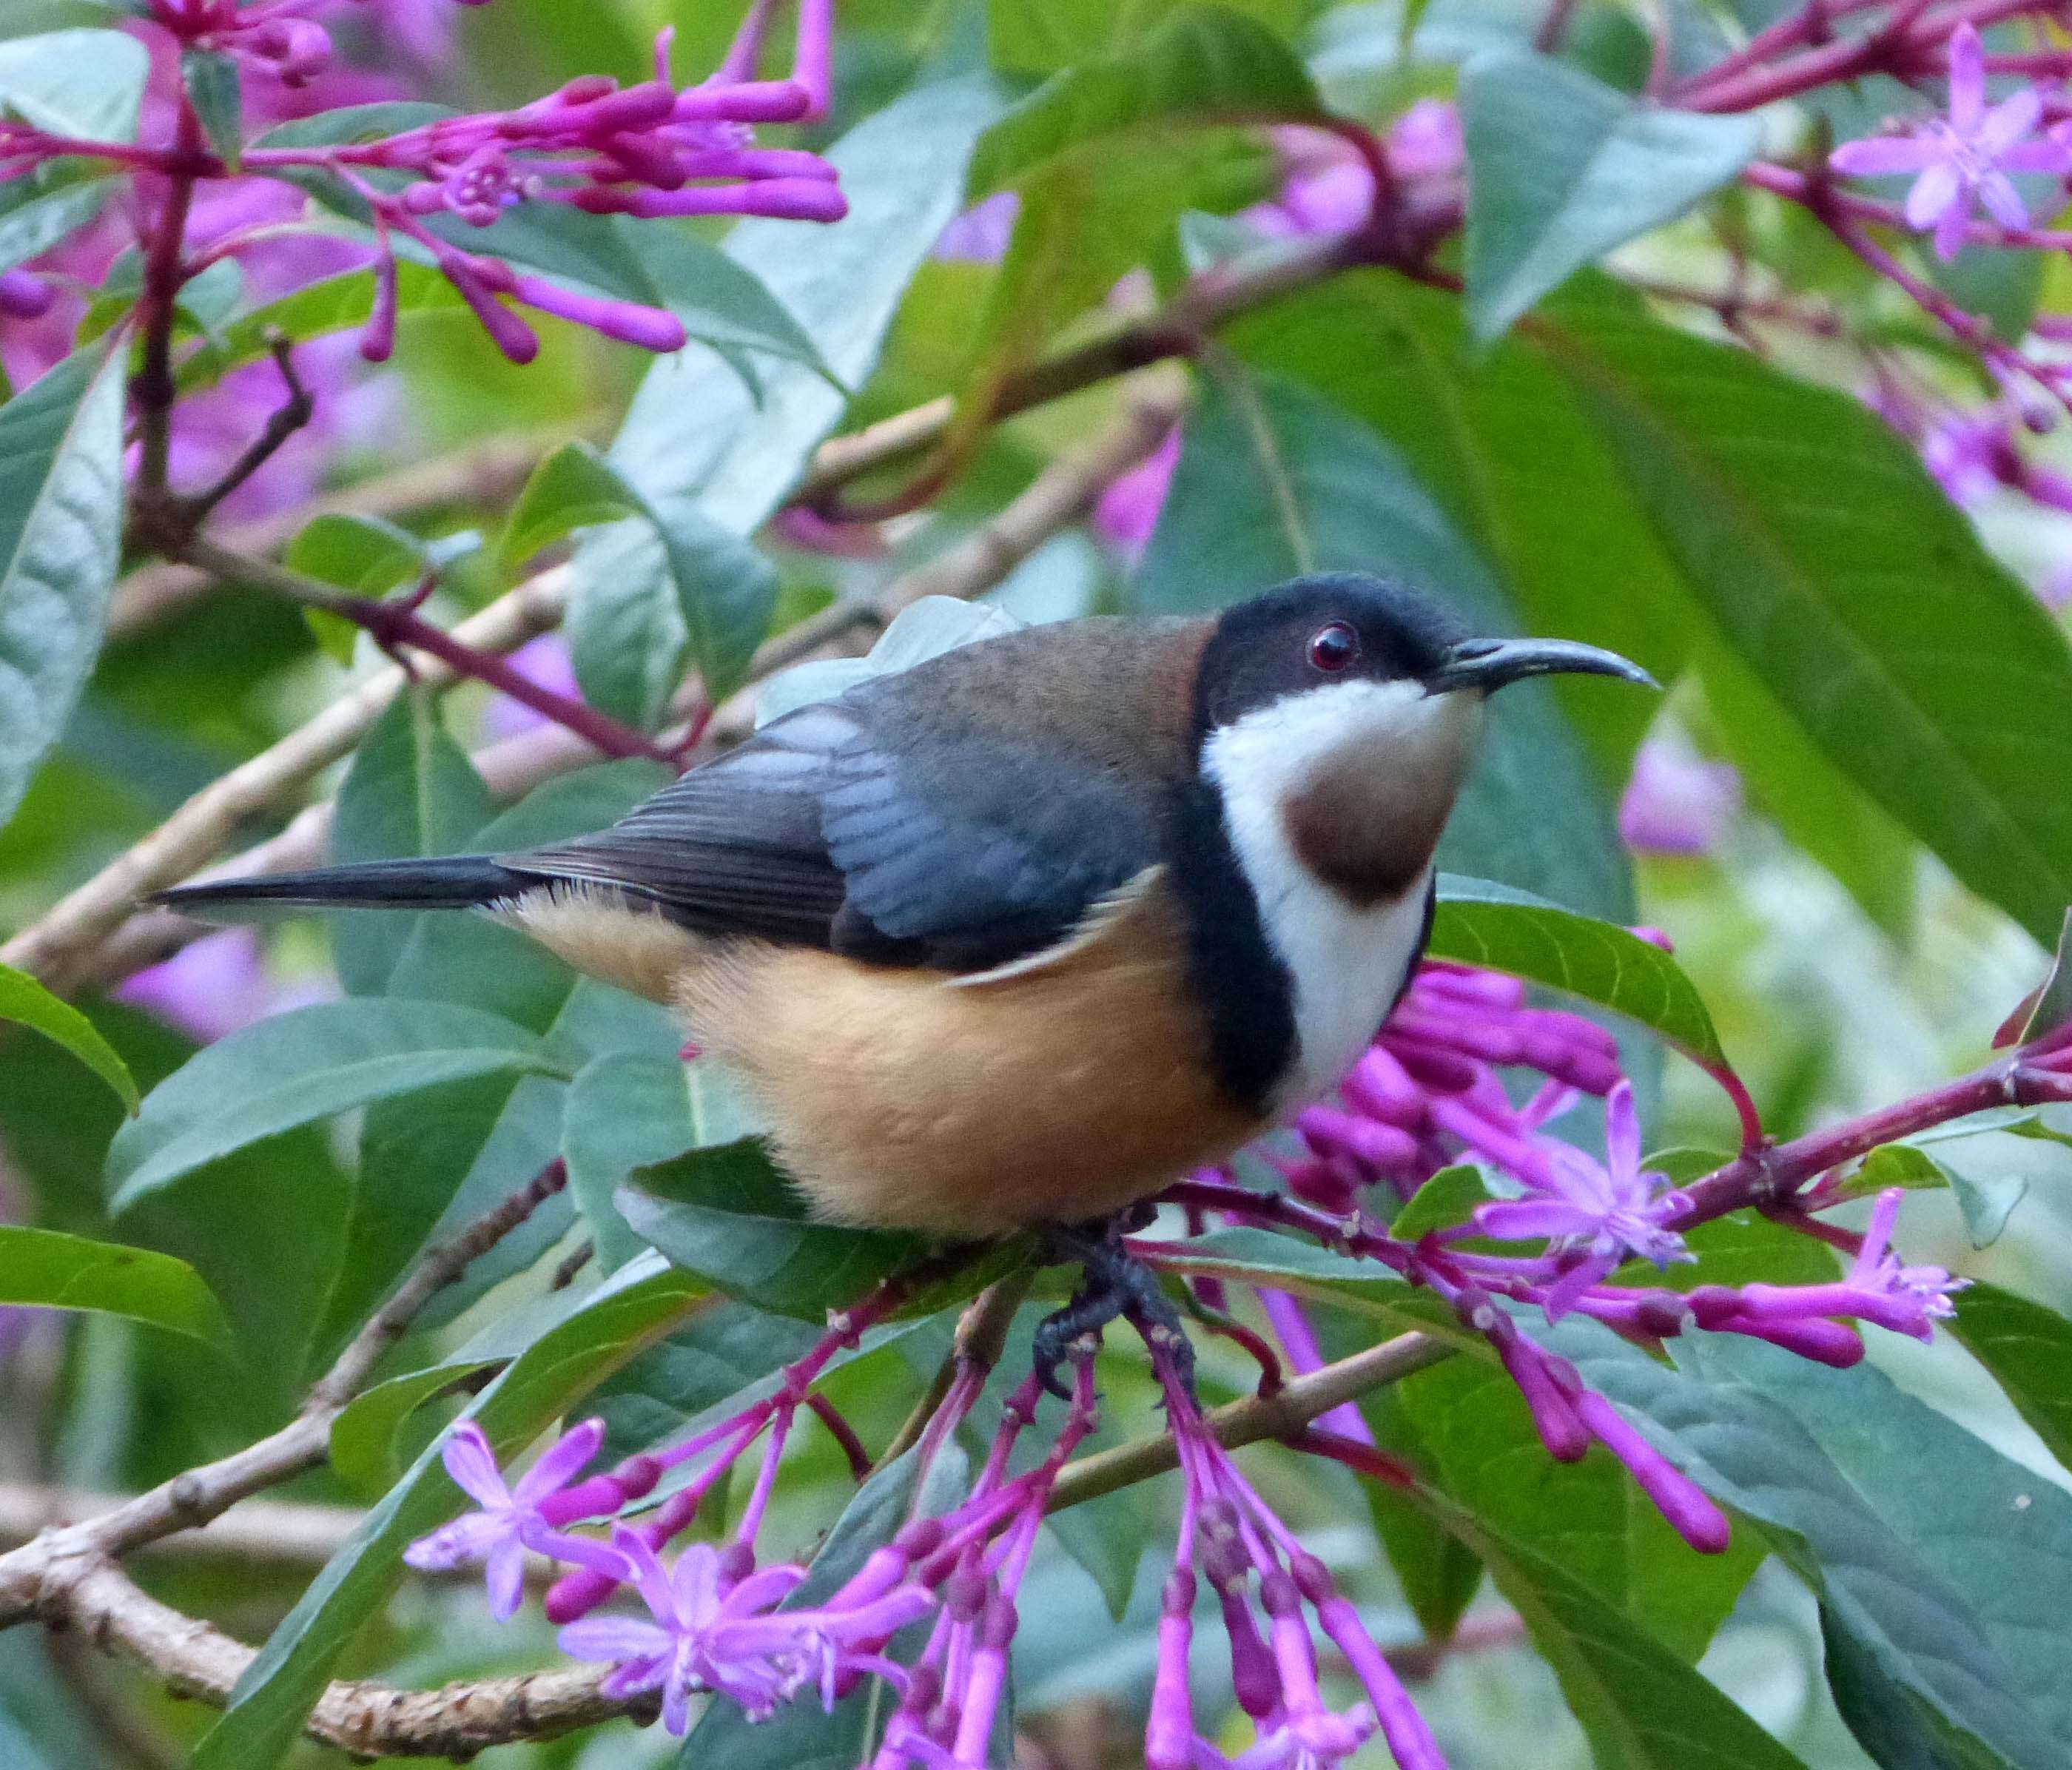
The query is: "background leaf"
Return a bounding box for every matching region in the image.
[0,959,137,1111]
[0,1225,231,1350]
[1462,50,1760,342]
[0,340,127,830]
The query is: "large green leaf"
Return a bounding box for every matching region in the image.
[1432,874,1729,1071]
[1416,1485,1809,1770]
[1541,280,2072,946]
[573,78,1001,692]
[1134,362,1634,919]
[0,1225,231,1351]
[0,960,136,1111]
[0,340,127,830]
[970,4,1319,194]
[1461,50,1759,342]
[0,30,149,141]
[1561,1322,2072,1769]
[326,690,496,998]
[194,1254,705,1767]
[1948,1281,2072,1476]
[106,1000,560,1211]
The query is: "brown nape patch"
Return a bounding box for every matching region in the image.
[676,869,1266,1237]
[494,886,709,1003]
[1283,695,1480,908]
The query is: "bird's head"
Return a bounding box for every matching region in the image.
[1194,573,1655,903]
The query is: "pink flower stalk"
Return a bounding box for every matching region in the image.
[1141,1340,1445,1770]
[0,269,53,320]
[403,1419,615,1620]
[1470,1081,1693,1319]
[1829,27,2069,260]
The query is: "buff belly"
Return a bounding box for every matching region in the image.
[500,875,1265,1237]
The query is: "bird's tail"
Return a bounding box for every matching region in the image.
[152,855,539,922]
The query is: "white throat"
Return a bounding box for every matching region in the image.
[1202,677,1469,1116]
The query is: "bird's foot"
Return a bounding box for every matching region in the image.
[1032,1217,1195,1403]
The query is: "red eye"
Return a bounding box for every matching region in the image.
[1308,621,1359,673]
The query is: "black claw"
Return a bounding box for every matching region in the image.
[1031,1216,1200,1406]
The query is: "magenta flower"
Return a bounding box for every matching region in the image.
[403,1419,608,1620]
[1471,1081,1692,1317]
[1699,1188,1966,1343]
[554,1527,924,1734]
[1829,27,2068,259]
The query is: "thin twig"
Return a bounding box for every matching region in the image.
[109,431,565,639]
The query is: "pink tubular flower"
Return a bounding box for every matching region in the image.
[1471,1080,1693,1318]
[1696,1188,1967,1342]
[1828,27,2069,259]
[403,1419,610,1620]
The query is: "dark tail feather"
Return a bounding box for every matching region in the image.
[152,855,539,922]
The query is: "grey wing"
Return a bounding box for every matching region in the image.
[503,688,1166,972]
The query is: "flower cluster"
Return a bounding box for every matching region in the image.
[0,0,846,375]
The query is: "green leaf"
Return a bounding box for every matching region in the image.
[1134,363,1634,920]
[328,1283,608,1492]
[180,48,242,170]
[0,172,118,280]
[1541,279,2072,947]
[1948,1281,2072,1478]
[499,437,642,571]
[970,4,1320,195]
[617,1140,935,1322]
[0,1225,231,1350]
[1413,1484,1810,1769]
[0,340,128,831]
[0,30,150,141]
[313,764,670,1354]
[1461,50,1759,343]
[195,1254,705,1766]
[1432,874,1729,1072]
[2005,909,2072,1048]
[107,1000,559,1211]
[563,1054,760,1271]
[326,689,496,997]
[286,512,430,597]
[1856,1135,2031,1243]
[1390,1162,1493,1242]
[1561,1322,2072,1769]
[1399,1352,1763,1663]
[0,959,138,1111]
[1143,1227,1470,1347]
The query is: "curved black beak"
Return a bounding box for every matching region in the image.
[1425,636,1658,695]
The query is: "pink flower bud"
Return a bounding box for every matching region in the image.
[508,275,687,352]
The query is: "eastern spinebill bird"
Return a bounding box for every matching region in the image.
[157,573,1652,1387]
